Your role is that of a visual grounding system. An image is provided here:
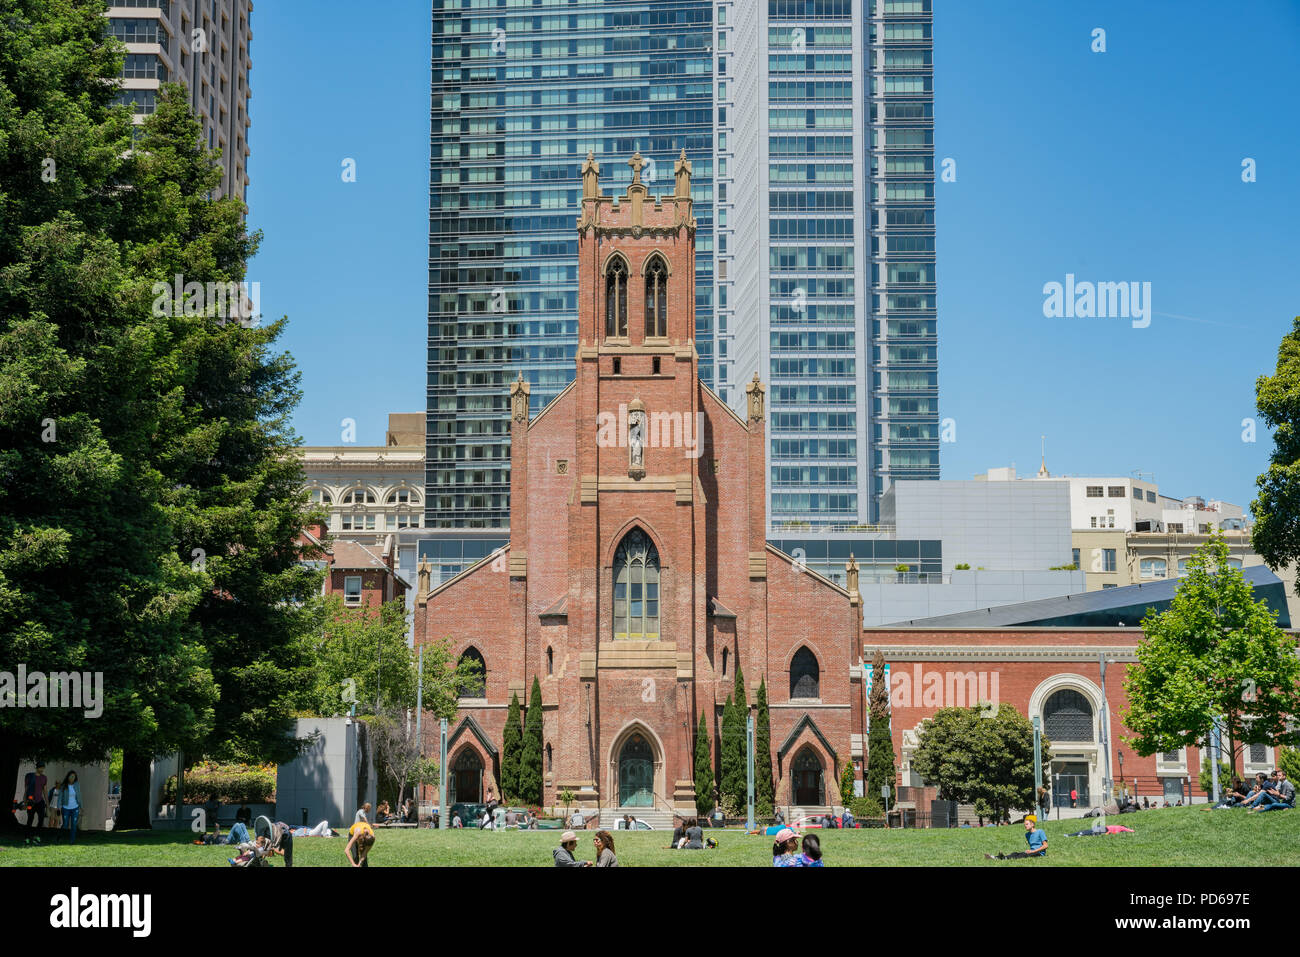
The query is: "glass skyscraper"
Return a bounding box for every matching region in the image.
[728,0,936,530]
[426,0,717,540]
[424,0,936,581]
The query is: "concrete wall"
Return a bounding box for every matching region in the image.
[861,569,1085,626]
[275,717,376,829]
[890,480,1074,572]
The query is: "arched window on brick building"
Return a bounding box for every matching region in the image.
[789,646,820,699]
[613,529,659,640]
[546,646,553,675]
[644,253,668,338]
[1043,689,1093,742]
[605,255,628,338]
[458,646,486,699]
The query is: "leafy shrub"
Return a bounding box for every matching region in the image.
[162,762,276,804]
[851,796,884,818]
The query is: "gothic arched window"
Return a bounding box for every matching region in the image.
[790,646,820,699]
[457,647,486,699]
[613,529,660,640]
[644,254,668,338]
[605,256,628,338]
[1043,689,1094,742]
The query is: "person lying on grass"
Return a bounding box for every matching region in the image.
[984,814,1047,860]
[1066,823,1134,837]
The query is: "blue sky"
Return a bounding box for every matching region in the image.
[247,0,1300,511]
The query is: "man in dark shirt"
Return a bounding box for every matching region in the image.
[23,763,47,835]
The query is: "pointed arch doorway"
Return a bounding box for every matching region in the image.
[619,735,654,807]
[608,724,663,809]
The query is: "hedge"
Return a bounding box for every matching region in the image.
[162,762,277,805]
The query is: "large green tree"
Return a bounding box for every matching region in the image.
[911,704,1051,822]
[297,596,418,717]
[501,692,523,802]
[865,650,896,805]
[718,695,740,814]
[1251,316,1300,593]
[693,712,714,816]
[0,1,225,828]
[719,666,749,812]
[754,678,774,815]
[518,677,544,806]
[1123,536,1300,776]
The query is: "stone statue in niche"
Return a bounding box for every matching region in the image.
[628,410,645,470]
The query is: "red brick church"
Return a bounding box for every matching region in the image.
[414,151,864,819]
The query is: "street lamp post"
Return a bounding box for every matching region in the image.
[1098,653,1113,807]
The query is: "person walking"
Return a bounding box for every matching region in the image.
[22,763,47,840]
[46,779,62,831]
[59,771,82,845]
[593,830,619,867]
[1069,788,1077,808]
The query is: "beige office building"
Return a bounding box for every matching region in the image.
[299,414,427,596]
[107,1,253,202]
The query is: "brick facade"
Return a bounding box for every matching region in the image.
[414,153,863,814]
[864,627,1267,810]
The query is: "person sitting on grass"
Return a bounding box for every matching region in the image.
[1216,777,1250,808]
[1237,773,1270,808]
[553,830,590,867]
[593,830,618,867]
[1252,770,1295,813]
[681,817,701,849]
[772,828,801,867]
[669,817,686,847]
[345,820,375,867]
[798,834,824,867]
[228,834,269,867]
[984,814,1048,860]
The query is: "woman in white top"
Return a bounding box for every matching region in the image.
[59,771,82,844]
[47,781,62,829]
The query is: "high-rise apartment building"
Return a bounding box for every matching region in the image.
[728,0,936,527]
[426,1,717,536]
[106,0,253,202]
[424,0,937,580]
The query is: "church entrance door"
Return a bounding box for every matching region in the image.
[618,734,654,807]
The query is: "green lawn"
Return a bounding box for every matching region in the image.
[3,806,1297,867]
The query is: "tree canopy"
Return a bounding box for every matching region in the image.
[1123,536,1300,775]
